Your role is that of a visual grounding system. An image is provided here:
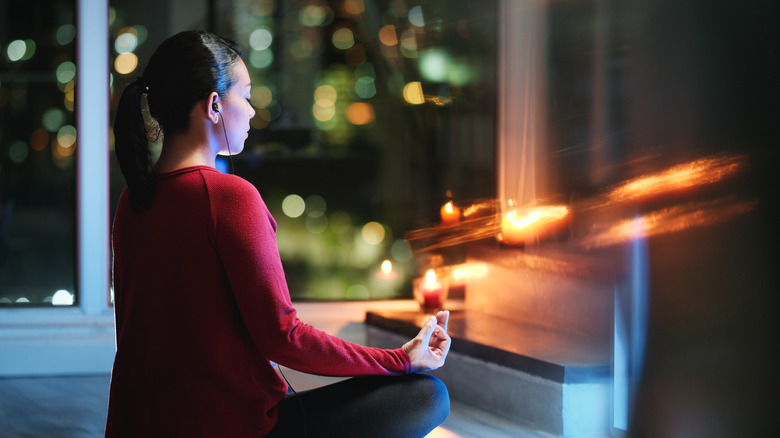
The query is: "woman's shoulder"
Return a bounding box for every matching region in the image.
[196,168,267,209]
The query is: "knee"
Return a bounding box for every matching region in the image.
[408,374,450,423]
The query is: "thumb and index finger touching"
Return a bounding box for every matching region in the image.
[418,310,450,341]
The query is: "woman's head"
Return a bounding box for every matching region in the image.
[114,30,244,210]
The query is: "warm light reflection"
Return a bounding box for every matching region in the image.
[361,221,386,245]
[580,197,757,249]
[403,81,424,104]
[378,25,398,46]
[114,53,138,75]
[344,0,365,15]
[498,205,569,245]
[450,263,488,283]
[346,102,375,125]
[608,154,745,203]
[250,85,273,108]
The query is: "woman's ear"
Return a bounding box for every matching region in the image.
[207,92,220,124]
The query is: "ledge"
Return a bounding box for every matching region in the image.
[366,308,609,384]
[0,308,116,377]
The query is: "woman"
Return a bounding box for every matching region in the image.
[106,31,451,438]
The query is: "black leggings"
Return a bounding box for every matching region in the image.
[264,374,450,438]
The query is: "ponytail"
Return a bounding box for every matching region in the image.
[114,78,155,211]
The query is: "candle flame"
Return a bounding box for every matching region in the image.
[444,201,454,214]
[505,205,569,230]
[381,259,392,274]
[425,269,437,286]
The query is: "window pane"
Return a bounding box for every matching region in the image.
[107,0,497,301]
[0,1,77,307]
[223,0,497,300]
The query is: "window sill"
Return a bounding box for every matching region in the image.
[0,308,116,377]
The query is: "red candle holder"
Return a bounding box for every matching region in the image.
[413,269,448,313]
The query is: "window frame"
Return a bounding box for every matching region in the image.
[0,0,114,377]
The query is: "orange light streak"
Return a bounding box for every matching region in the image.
[580,197,757,249]
[608,154,745,203]
[499,205,569,245]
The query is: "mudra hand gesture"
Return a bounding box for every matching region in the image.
[402,310,451,373]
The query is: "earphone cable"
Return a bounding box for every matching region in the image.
[277,363,308,438]
[218,113,235,174]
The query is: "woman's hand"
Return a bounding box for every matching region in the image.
[402,310,451,373]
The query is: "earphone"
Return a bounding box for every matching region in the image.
[212,102,234,174]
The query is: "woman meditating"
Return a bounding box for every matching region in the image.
[106,30,451,438]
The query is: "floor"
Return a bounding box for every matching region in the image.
[0,301,557,438]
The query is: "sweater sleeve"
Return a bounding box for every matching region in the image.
[207,173,411,376]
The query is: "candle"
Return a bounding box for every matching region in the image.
[498,205,569,245]
[376,259,397,280]
[415,269,444,312]
[440,201,461,226]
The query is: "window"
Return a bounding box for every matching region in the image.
[0,0,112,376]
[0,1,78,307]
[107,0,498,301]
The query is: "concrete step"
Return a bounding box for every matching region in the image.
[366,309,611,437]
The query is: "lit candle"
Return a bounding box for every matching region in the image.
[440,201,461,226]
[416,269,444,312]
[498,205,570,246]
[376,259,397,280]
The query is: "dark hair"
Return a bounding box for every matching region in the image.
[114,30,242,210]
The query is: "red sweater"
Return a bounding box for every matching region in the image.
[106,166,411,437]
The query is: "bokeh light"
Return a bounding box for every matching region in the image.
[56,61,76,84]
[115,31,138,54]
[354,76,376,99]
[300,4,333,26]
[52,289,74,306]
[391,239,414,262]
[21,40,36,60]
[282,194,306,218]
[249,28,273,51]
[56,24,76,46]
[332,27,355,50]
[305,194,327,217]
[403,81,425,104]
[249,49,274,69]
[346,102,375,125]
[312,102,336,122]
[114,53,138,74]
[42,108,66,131]
[30,128,49,151]
[305,215,329,234]
[400,29,418,58]
[378,25,398,46]
[408,5,426,27]
[57,125,77,149]
[419,49,450,82]
[6,40,26,62]
[361,221,386,245]
[344,0,366,15]
[250,85,273,108]
[314,84,337,104]
[9,140,28,164]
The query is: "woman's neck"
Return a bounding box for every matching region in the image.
[154,130,216,173]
